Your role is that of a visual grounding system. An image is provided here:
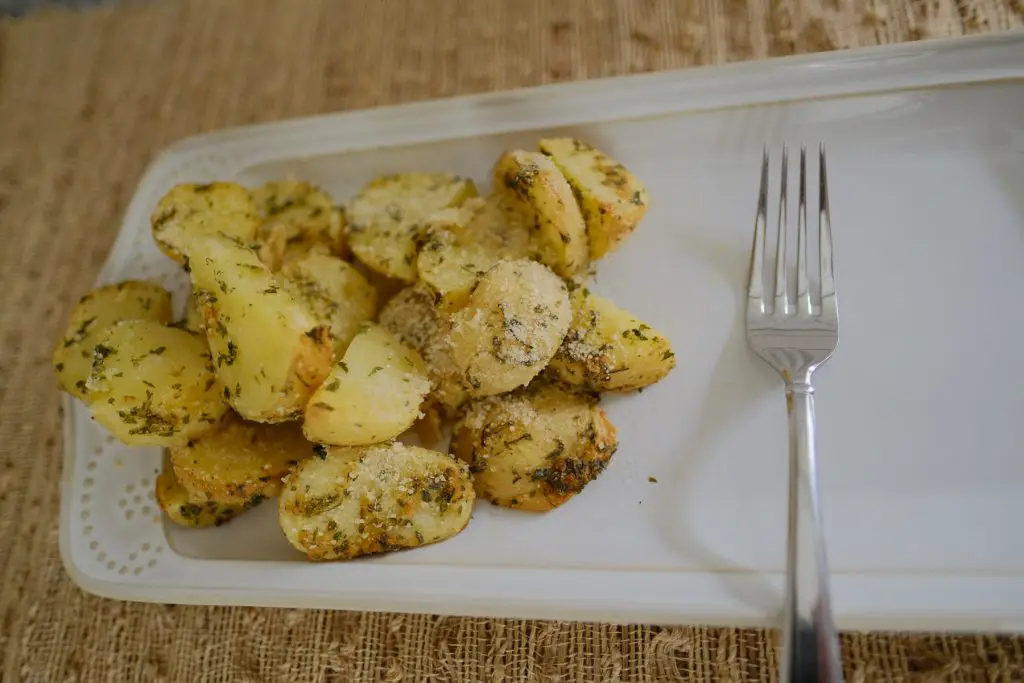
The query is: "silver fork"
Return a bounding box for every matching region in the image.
[746,145,843,683]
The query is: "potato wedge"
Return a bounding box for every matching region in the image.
[85,320,228,446]
[347,172,476,282]
[53,280,173,402]
[151,182,259,264]
[449,259,570,398]
[303,324,431,446]
[279,252,377,357]
[252,180,347,272]
[452,382,617,511]
[493,150,588,278]
[538,138,649,260]
[416,196,532,311]
[155,467,245,528]
[170,413,312,506]
[279,442,475,560]
[549,288,676,391]
[378,285,468,412]
[184,232,332,422]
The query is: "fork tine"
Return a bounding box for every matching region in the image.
[747,148,769,314]
[819,144,836,306]
[774,146,789,315]
[795,146,811,315]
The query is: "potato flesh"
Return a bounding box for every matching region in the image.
[278,442,475,560]
[53,280,173,401]
[170,413,312,506]
[181,291,206,334]
[347,173,476,282]
[452,383,617,511]
[449,259,571,398]
[150,182,259,264]
[184,232,332,423]
[492,151,589,278]
[538,138,649,260]
[279,252,377,358]
[303,324,431,446]
[86,320,228,446]
[252,180,347,272]
[549,288,676,391]
[156,469,244,528]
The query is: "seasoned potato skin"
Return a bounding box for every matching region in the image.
[252,180,347,272]
[538,138,649,260]
[449,259,571,398]
[156,468,245,528]
[53,280,173,401]
[184,232,332,423]
[451,382,617,511]
[86,320,229,446]
[151,182,259,264]
[278,442,475,561]
[549,287,676,391]
[493,150,588,278]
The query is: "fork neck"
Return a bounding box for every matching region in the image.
[784,370,815,392]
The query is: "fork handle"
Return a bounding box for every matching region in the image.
[781,381,844,683]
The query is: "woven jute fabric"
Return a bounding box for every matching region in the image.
[1,1,1023,681]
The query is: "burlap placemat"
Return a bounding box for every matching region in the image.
[1,1,1022,681]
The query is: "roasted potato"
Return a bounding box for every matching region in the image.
[184,232,333,423]
[378,285,468,412]
[279,442,475,560]
[347,172,476,282]
[53,280,173,401]
[493,150,588,278]
[85,320,229,446]
[449,259,571,398]
[549,288,676,391]
[151,182,259,264]
[156,467,245,528]
[538,138,649,260]
[416,196,532,311]
[170,412,312,506]
[181,290,206,334]
[252,180,347,272]
[303,324,431,446]
[279,252,377,357]
[451,382,617,511]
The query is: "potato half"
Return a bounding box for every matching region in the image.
[549,288,676,391]
[452,382,617,511]
[279,442,475,560]
[155,467,245,529]
[449,259,570,398]
[151,182,259,264]
[85,320,229,446]
[184,232,332,422]
[538,138,649,260]
[252,180,347,272]
[347,172,476,282]
[303,323,431,446]
[53,280,173,402]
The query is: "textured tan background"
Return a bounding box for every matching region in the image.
[1,1,1023,681]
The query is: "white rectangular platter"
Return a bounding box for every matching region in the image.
[61,33,1024,632]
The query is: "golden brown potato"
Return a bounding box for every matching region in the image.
[151,182,259,264]
[548,287,676,391]
[155,467,245,528]
[347,172,476,282]
[538,138,649,260]
[251,180,347,272]
[451,382,617,511]
[86,320,229,446]
[303,324,431,446]
[378,285,468,412]
[278,252,377,357]
[493,150,588,278]
[278,442,475,561]
[449,259,571,398]
[53,280,173,402]
[170,413,312,506]
[184,232,332,423]
[411,403,445,450]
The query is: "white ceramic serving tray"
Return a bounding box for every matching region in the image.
[61,33,1024,632]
